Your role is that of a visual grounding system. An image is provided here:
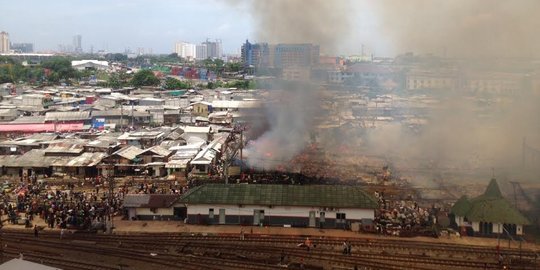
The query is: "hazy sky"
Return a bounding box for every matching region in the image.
[0,0,385,55]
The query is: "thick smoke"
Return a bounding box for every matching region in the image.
[250,0,351,54]
[362,91,540,183]
[242,0,352,169]
[240,0,540,183]
[245,82,321,169]
[374,0,540,57]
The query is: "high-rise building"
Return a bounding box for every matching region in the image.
[11,43,34,53]
[175,42,196,59]
[0,31,10,53]
[241,40,271,68]
[240,42,319,69]
[195,44,208,60]
[73,34,82,53]
[202,39,222,59]
[274,44,319,68]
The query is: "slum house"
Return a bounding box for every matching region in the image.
[14,94,54,109]
[83,134,122,154]
[44,111,91,125]
[0,133,58,155]
[41,141,101,178]
[0,146,103,179]
[176,184,379,228]
[162,128,184,143]
[191,101,212,117]
[190,137,224,174]
[48,98,86,112]
[451,178,530,236]
[164,109,182,125]
[118,130,165,149]
[166,142,205,179]
[101,145,144,176]
[211,100,264,124]
[208,111,233,125]
[136,145,172,177]
[181,126,211,142]
[139,97,164,106]
[0,116,87,136]
[91,109,152,128]
[123,194,181,220]
[0,109,18,122]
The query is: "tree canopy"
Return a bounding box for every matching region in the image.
[130,69,160,87]
[163,77,190,90]
[41,57,77,83]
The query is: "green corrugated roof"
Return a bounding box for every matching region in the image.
[451,179,529,225]
[482,178,503,198]
[451,195,472,216]
[179,184,379,209]
[466,197,530,225]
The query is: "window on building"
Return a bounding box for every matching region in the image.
[209,208,214,219]
[336,213,346,220]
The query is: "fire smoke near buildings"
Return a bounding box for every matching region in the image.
[242,0,351,170]
[240,0,540,182]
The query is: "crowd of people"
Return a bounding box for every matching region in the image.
[374,190,440,236]
[0,180,122,231]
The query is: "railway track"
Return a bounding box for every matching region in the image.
[1,230,538,269]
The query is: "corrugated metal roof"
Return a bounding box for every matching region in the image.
[63,152,107,167]
[212,100,262,109]
[123,194,180,208]
[92,110,151,117]
[123,194,151,208]
[10,116,46,124]
[182,126,211,134]
[45,111,90,122]
[112,145,144,160]
[0,123,86,133]
[179,184,379,209]
[0,259,61,270]
[141,145,171,157]
[165,159,190,168]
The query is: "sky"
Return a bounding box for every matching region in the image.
[0,0,385,56]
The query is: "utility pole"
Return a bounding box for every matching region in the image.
[522,137,527,168]
[107,164,115,234]
[131,103,134,128]
[120,104,124,130]
[239,129,243,175]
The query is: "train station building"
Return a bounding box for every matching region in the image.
[451,178,530,236]
[177,184,378,228]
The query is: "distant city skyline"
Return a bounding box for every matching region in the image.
[0,0,387,56]
[0,1,254,54]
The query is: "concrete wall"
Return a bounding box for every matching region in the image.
[472,221,479,232]
[472,221,524,236]
[184,203,374,227]
[455,216,465,226]
[134,207,174,218]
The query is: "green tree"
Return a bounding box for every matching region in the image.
[225,62,243,73]
[105,53,128,62]
[202,58,225,73]
[163,77,190,90]
[107,73,123,89]
[130,69,160,87]
[41,57,77,83]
